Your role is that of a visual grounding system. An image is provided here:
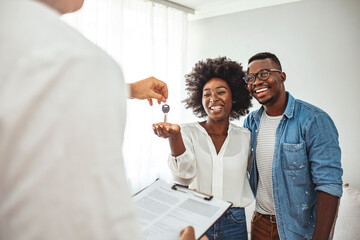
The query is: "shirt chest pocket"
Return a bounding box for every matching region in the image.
[280,142,308,170]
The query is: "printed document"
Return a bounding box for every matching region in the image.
[133,179,232,240]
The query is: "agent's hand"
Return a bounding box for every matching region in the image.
[179,226,208,240]
[179,226,195,240]
[129,77,168,106]
[152,122,180,139]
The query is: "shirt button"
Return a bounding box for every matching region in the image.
[251,148,254,151]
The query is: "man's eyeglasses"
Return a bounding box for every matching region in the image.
[243,69,282,85]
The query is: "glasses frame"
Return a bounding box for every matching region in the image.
[244,69,282,85]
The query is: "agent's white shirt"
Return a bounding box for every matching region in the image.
[0,1,141,239]
[168,122,254,207]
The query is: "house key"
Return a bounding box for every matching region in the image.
[162,104,170,122]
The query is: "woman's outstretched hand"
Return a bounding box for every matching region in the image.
[152,122,180,139]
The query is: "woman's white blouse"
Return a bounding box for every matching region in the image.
[168,122,254,207]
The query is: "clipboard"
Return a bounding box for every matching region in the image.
[171,183,213,201]
[132,179,232,240]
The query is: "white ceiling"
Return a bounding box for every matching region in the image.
[170,0,303,20]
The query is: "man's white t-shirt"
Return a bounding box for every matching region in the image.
[255,111,282,215]
[0,0,141,239]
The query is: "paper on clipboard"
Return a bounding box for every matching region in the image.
[132,179,232,240]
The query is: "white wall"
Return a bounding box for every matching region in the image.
[186,0,360,189]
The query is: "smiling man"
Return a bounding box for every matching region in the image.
[243,52,343,240]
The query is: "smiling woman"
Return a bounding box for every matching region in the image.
[152,57,253,240]
[184,57,252,120]
[202,77,233,123]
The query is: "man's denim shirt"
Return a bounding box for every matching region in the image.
[243,92,343,240]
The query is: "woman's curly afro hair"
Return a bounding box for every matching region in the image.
[183,56,252,120]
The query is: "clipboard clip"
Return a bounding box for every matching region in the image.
[172,184,213,201]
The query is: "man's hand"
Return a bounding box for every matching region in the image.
[129,77,168,105]
[179,226,209,240]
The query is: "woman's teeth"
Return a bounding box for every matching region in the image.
[210,106,222,110]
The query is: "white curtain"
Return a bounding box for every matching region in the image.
[62,0,188,193]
